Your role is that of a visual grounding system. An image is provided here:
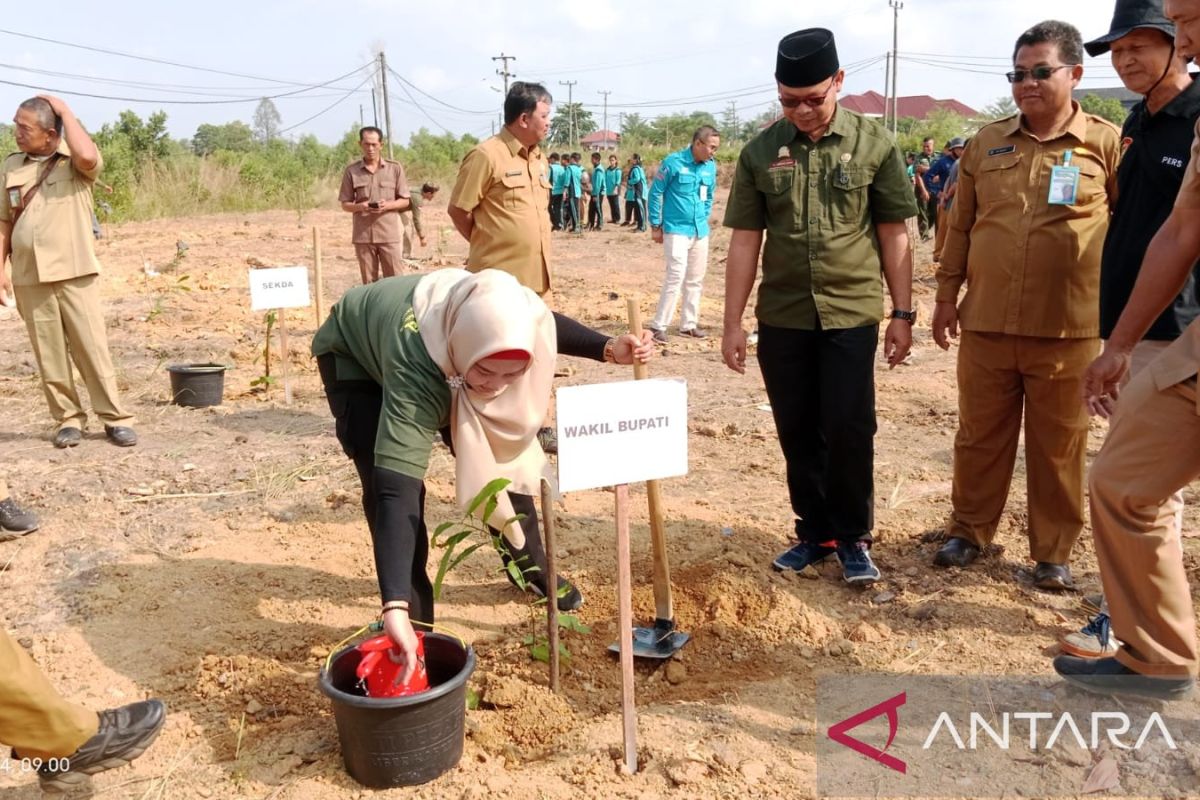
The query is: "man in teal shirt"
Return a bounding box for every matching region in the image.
[587,152,606,230]
[647,126,720,340]
[548,153,565,231]
[563,152,583,233]
[605,154,622,224]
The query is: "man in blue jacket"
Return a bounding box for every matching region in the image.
[587,152,606,230]
[647,126,720,341]
[563,152,583,233]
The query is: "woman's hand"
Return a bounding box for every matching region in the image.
[612,331,655,365]
[382,608,421,685]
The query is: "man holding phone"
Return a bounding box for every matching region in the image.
[339,127,411,284]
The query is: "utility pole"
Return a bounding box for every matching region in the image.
[492,52,517,95]
[378,52,394,159]
[370,87,379,127]
[359,104,364,128]
[598,89,612,150]
[558,80,577,145]
[883,50,891,131]
[889,0,903,137]
[730,100,739,141]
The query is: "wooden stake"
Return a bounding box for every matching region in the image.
[278,312,293,406]
[626,298,673,622]
[540,478,560,693]
[312,226,324,326]
[615,483,637,774]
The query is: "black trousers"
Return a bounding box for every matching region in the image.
[631,197,646,231]
[549,195,563,230]
[607,195,621,223]
[623,198,636,224]
[587,196,604,229]
[562,193,580,232]
[756,322,879,544]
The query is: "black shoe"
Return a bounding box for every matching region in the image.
[35,698,166,794]
[650,328,668,344]
[104,425,138,447]
[53,427,82,449]
[0,497,39,538]
[933,536,980,568]
[1053,654,1194,701]
[1034,561,1073,590]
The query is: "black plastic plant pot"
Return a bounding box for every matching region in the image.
[318,632,476,788]
[166,363,227,408]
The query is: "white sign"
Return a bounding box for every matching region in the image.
[249,266,311,311]
[556,378,687,492]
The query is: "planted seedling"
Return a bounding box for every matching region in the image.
[250,310,278,393]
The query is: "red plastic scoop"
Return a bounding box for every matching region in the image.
[354,633,429,697]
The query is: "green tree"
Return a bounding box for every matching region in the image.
[192,121,255,156]
[253,98,282,143]
[742,105,781,141]
[548,103,596,145]
[981,96,1017,120]
[399,128,479,179]
[620,112,655,144]
[1079,93,1130,125]
[650,111,718,149]
[896,109,976,159]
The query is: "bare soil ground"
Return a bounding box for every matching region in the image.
[2,193,1199,799]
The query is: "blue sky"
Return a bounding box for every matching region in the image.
[0,0,1124,145]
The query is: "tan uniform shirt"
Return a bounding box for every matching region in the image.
[338,158,410,244]
[936,105,1121,338]
[0,141,102,286]
[1153,119,1200,393]
[448,128,552,294]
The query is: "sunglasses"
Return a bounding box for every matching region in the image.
[779,82,835,109]
[1004,64,1077,84]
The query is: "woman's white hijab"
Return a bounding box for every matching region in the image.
[413,269,556,545]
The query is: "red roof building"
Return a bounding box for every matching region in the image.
[581,130,620,151]
[839,90,978,120]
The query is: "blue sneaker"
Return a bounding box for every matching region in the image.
[772,541,834,572]
[836,540,881,584]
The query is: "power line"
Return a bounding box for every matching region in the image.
[386,66,492,115]
[0,64,374,106]
[0,27,365,89]
[278,72,379,135]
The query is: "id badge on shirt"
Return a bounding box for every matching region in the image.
[1047,150,1079,205]
[699,184,708,202]
[7,187,20,209]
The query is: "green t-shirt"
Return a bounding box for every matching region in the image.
[311,276,450,478]
[723,109,917,330]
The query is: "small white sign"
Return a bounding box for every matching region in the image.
[249,266,311,311]
[556,378,687,492]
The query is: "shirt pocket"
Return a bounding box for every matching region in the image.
[1075,160,1105,206]
[41,169,74,203]
[976,153,1023,207]
[754,169,795,225]
[829,166,871,225]
[500,170,531,209]
[351,174,370,202]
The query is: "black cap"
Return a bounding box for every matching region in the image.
[1085,0,1175,56]
[776,28,840,88]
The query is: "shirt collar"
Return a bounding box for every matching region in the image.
[1157,74,1200,119]
[1006,101,1089,143]
[778,106,851,145]
[499,127,539,159]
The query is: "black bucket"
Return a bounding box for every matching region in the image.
[166,363,226,408]
[318,632,476,788]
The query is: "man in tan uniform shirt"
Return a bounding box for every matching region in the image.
[932,21,1121,588]
[338,126,411,284]
[1053,0,1200,701]
[0,95,136,449]
[448,82,553,297]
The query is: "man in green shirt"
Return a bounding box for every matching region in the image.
[400,182,439,259]
[722,27,917,585]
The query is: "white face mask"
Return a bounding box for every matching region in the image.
[28,153,49,162]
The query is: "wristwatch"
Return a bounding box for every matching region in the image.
[890,309,916,323]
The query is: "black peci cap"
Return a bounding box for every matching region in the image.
[776,28,840,88]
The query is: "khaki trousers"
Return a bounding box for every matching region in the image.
[15,275,133,432]
[948,331,1098,563]
[354,242,404,284]
[933,205,949,261]
[400,213,418,259]
[0,628,97,758]
[1089,364,1200,676]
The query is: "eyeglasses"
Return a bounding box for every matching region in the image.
[1005,64,1077,84]
[779,82,835,109]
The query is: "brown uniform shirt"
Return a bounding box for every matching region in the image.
[0,140,102,286]
[1153,119,1200,394]
[448,128,552,294]
[338,158,410,244]
[936,105,1121,338]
